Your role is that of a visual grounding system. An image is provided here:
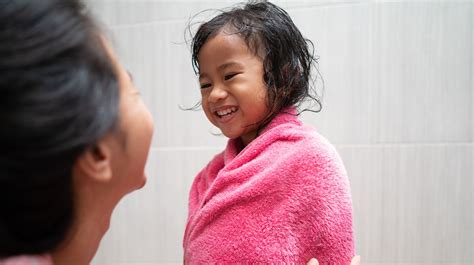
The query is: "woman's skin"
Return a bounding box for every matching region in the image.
[51,38,154,265]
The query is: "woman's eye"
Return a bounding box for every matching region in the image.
[224,73,238,80]
[200,83,211,89]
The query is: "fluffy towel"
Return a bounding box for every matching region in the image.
[0,255,52,265]
[183,109,354,264]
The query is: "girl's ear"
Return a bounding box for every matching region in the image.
[73,139,113,183]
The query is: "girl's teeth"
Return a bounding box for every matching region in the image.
[217,107,236,116]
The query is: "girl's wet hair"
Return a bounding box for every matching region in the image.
[0,0,119,256]
[191,0,322,129]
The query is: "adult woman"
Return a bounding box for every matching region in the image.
[0,0,154,264]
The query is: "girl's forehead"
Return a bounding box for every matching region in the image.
[200,30,265,62]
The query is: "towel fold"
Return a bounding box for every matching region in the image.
[184,109,354,264]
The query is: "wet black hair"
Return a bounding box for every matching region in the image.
[190,0,322,130]
[0,0,119,257]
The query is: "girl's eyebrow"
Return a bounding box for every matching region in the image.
[217,61,241,71]
[199,62,242,81]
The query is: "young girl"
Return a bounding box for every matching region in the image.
[183,1,354,264]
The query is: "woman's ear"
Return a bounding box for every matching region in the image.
[73,139,113,183]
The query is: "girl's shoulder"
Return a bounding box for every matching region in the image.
[267,117,338,154]
[260,119,345,171]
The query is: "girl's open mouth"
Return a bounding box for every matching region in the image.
[215,106,238,118]
[214,106,239,123]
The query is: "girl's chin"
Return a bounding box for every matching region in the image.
[220,130,241,140]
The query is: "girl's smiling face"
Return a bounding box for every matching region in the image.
[198,31,269,146]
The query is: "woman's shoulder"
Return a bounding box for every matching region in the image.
[0,254,52,265]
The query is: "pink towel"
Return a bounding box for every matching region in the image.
[0,255,52,265]
[183,109,354,264]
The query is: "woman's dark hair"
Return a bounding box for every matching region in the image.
[0,0,119,257]
[190,0,322,130]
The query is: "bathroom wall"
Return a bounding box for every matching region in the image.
[85,1,473,264]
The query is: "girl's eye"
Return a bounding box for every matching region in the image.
[200,83,211,89]
[224,73,238,80]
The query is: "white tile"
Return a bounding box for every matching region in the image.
[371,2,472,143]
[92,147,223,264]
[337,146,385,259]
[85,0,371,27]
[288,4,372,144]
[110,22,227,149]
[338,144,473,263]
[263,0,370,10]
[85,0,243,27]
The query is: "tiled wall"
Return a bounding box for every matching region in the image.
[85,1,473,264]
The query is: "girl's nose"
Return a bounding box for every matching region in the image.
[208,85,228,103]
